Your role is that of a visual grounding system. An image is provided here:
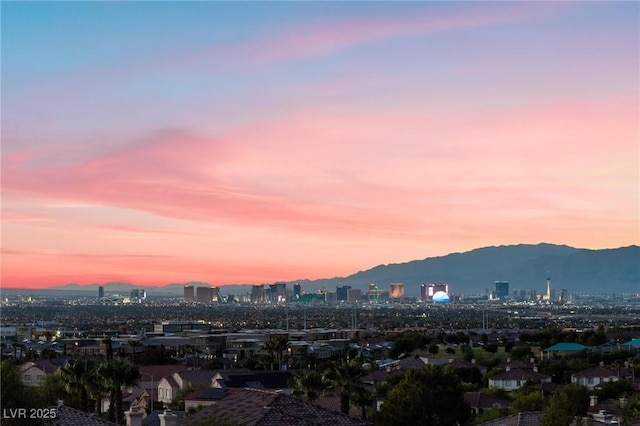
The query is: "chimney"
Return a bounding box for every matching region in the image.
[125,407,144,426]
[590,395,598,407]
[159,409,178,426]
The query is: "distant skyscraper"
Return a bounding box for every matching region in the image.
[98,286,104,298]
[495,281,509,300]
[251,285,265,303]
[368,284,380,303]
[543,275,552,301]
[184,285,195,302]
[211,287,220,303]
[196,286,212,303]
[336,286,351,302]
[272,283,287,303]
[293,283,301,299]
[347,288,362,302]
[389,283,404,299]
[420,284,427,302]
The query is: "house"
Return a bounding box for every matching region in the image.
[157,376,181,405]
[488,369,551,391]
[586,395,623,425]
[157,370,218,404]
[464,392,512,415]
[179,387,372,425]
[20,358,67,387]
[541,342,589,359]
[132,364,187,409]
[621,338,640,353]
[571,366,621,390]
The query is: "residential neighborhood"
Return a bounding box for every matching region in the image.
[2,321,640,426]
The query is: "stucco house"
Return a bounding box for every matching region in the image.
[488,369,551,391]
[571,366,623,390]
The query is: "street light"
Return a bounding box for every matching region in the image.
[139,372,154,412]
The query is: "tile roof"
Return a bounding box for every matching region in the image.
[49,405,117,426]
[499,360,535,370]
[622,338,640,347]
[180,388,372,425]
[464,392,512,410]
[185,387,229,402]
[489,370,550,382]
[572,366,617,378]
[315,395,361,418]
[138,365,187,381]
[180,388,279,425]
[543,342,588,352]
[219,371,294,390]
[476,411,543,426]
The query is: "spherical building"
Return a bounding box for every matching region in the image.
[432,291,450,303]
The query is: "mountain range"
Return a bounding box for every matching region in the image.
[32,243,639,296]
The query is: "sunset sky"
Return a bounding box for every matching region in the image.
[2,2,638,289]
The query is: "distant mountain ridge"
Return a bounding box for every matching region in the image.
[296,243,639,295]
[32,243,640,296]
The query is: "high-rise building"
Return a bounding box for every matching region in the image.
[494,281,509,300]
[368,284,380,303]
[130,289,144,303]
[347,288,362,303]
[325,291,337,303]
[196,286,212,303]
[184,285,195,302]
[543,276,552,301]
[420,284,427,302]
[389,283,404,299]
[336,286,351,302]
[251,285,265,303]
[293,283,301,300]
[273,283,287,303]
[98,286,104,298]
[211,287,220,303]
[265,283,287,303]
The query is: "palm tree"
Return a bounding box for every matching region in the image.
[97,357,140,424]
[627,356,639,383]
[127,340,143,364]
[351,385,374,421]
[262,336,289,371]
[101,337,113,359]
[289,370,332,403]
[324,361,367,415]
[57,359,94,412]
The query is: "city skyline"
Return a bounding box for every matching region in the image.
[2,2,638,289]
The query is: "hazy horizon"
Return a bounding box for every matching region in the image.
[2,2,638,289]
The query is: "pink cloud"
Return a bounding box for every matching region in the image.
[3,97,636,237]
[158,2,567,74]
[2,95,637,288]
